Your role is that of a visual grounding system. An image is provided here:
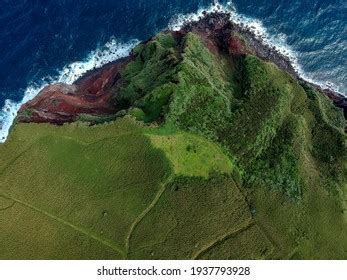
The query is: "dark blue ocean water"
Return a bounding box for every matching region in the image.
[0,0,346,141]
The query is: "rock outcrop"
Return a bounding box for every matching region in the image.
[17,12,346,125]
[17,58,129,124]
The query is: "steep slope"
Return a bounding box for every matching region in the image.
[1,12,346,259]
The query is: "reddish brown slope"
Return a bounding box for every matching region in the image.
[16,12,346,126]
[17,59,128,124]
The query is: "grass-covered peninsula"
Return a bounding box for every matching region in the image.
[0,12,346,260]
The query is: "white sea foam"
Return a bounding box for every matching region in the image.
[169,1,344,95]
[0,38,139,143]
[0,2,344,143]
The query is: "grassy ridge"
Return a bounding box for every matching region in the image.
[0,29,346,259]
[115,32,180,121]
[166,33,236,140]
[115,31,346,258]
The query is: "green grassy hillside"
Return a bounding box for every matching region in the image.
[0,118,171,259]
[0,29,346,259]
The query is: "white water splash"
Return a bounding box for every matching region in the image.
[169,1,344,96]
[0,38,139,143]
[1,1,344,143]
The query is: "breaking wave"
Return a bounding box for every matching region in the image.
[0,38,139,143]
[0,0,344,143]
[169,1,344,95]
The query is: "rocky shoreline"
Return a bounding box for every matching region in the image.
[17,11,346,126]
[17,58,129,124]
[182,12,346,119]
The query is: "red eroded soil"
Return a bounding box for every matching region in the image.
[228,35,248,55]
[17,60,128,124]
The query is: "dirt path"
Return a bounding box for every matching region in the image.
[0,192,126,258]
[125,181,169,258]
[192,219,255,260]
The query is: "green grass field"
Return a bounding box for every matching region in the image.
[0,118,171,259]
[128,176,252,259]
[0,28,346,259]
[0,118,239,259]
[147,131,233,178]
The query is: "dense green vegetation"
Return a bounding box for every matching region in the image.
[115,32,180,122]
[0,28,346,259]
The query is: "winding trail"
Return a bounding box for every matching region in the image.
[0,131,165,259]
[125,181,169,258]
[0,142,37,177]
[0,196,15,211]
[192,219,255,260]
[0,192,126,258]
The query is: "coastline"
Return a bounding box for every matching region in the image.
[0,8,345,143]
[178,10,346,108]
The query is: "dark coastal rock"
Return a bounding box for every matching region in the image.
[181,12,297,77]
[323,88,347,119]
[180,12,346,127]
[17,11,346,126]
